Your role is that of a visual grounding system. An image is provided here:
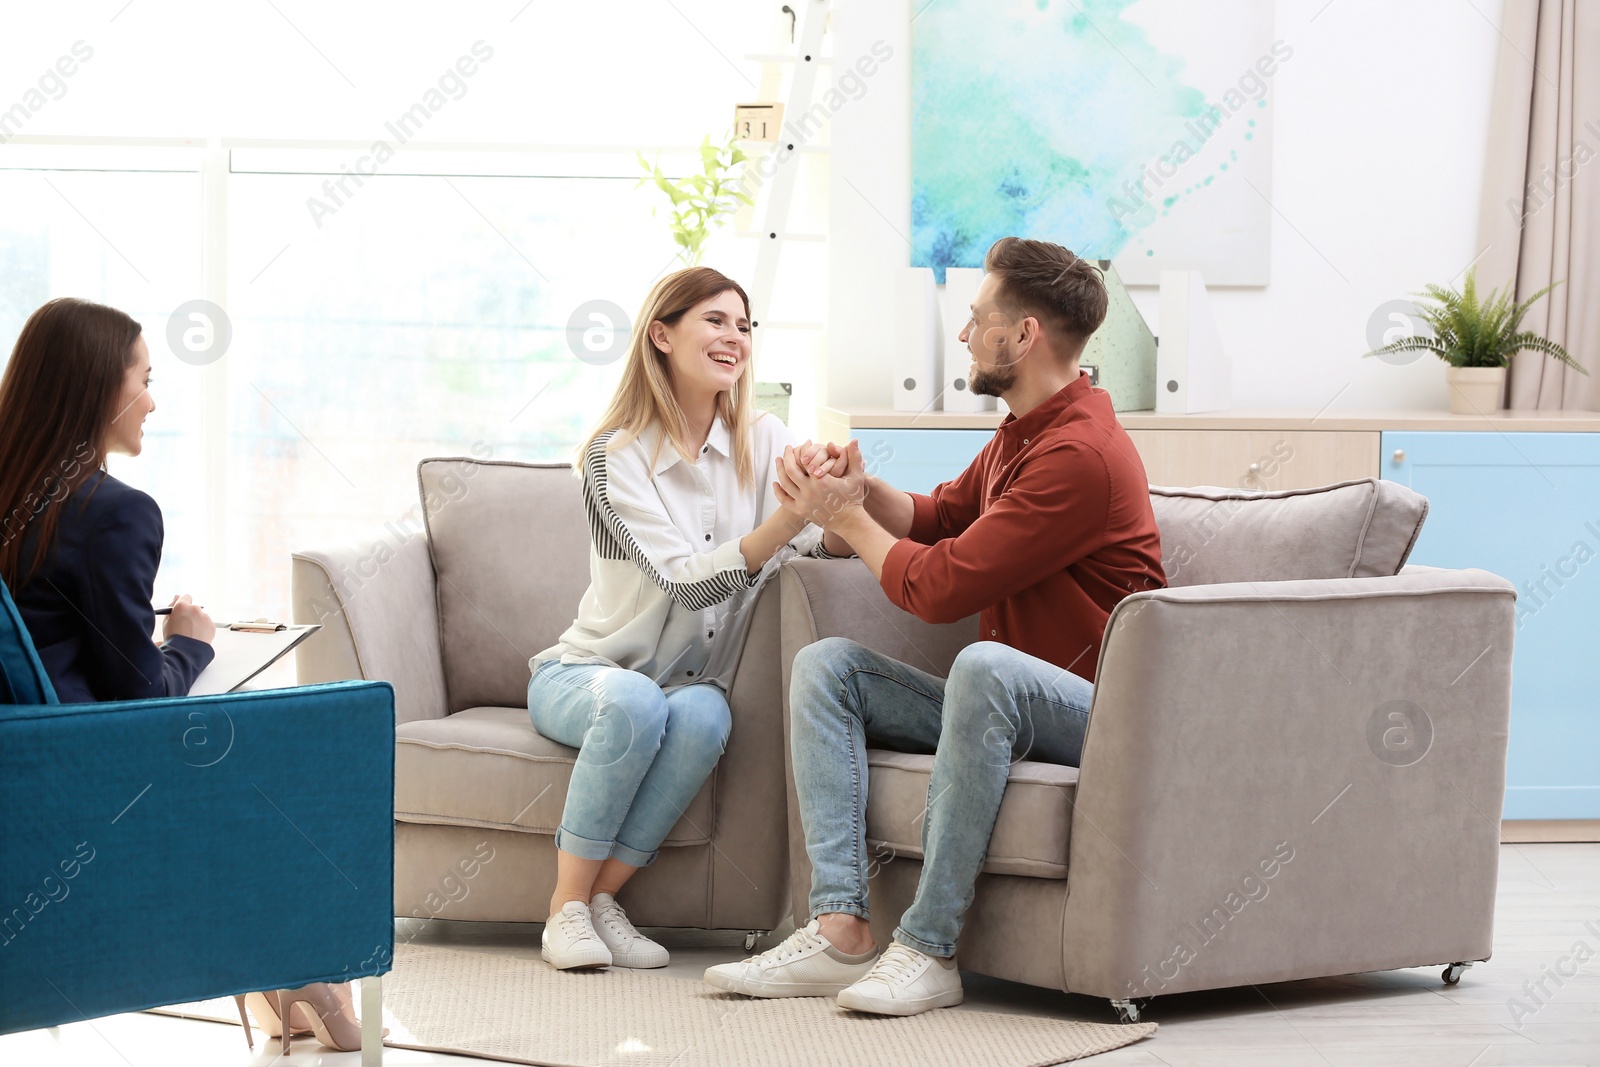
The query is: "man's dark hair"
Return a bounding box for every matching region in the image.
[982,237,1109,355]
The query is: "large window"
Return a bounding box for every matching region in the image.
[1,3,829,623]
[224,167,697,613]
[0,165,205,601]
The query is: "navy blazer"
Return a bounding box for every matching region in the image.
[14,471,213,703]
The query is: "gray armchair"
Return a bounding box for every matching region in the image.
[779,478,1515,1021]
[293,458,790,939]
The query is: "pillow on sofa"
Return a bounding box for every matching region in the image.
[421,458,591,712]
[1151,478,1428,588]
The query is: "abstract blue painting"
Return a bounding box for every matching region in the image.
[912,0,1279,285]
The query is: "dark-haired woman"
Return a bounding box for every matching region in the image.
[0,297,371,1053]
[0,297,215,699]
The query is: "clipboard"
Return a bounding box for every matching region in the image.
[187,623,321,696]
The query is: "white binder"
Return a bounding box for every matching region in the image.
[1156,270,1232,414]
[892,267,939,413]
[938,267,992,413]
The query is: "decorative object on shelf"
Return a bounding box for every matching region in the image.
[733,103,784,142]
[1079,261,1156,412]
[893,267,939,413]
[938,267,991,413]
[1157,269,1232,414]
[754,381,792,424]
[1364,268,1586,415]
[637,134,754,267]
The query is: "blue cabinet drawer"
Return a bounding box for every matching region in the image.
[1384,431,1600,819]
[855,429,991,495]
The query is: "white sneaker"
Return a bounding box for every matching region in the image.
[703,920,878,997]
[541,900,612,970]
[589,893,669,968]
[836,942,964,1016]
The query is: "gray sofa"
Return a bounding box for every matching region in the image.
[292,459,790,940]
[293,461,1515,1021]
[779,478,1516,1021]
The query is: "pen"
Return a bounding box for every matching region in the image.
[152,606,203,615]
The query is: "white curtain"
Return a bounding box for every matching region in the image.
[1476,0,1600,409]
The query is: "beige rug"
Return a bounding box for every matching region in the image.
[380,942,1156,1067]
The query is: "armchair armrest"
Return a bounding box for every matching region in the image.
[1061,568,1516,999]
[293,532,448,723]
[704,578,791,929]
[0,681,395,1033]
[779,558,977,677]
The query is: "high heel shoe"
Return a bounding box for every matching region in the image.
[233,990,313,1050]
[234,982,386,1053]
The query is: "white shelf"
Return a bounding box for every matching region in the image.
[743,53,833,63]
[736,230,826,242]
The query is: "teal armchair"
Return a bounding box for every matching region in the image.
[0,578,396,1061]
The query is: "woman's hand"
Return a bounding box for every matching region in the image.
[163,594,216,645]
[796,440,849,479]
[774,441,867,529]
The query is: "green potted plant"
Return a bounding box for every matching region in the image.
[637,134,754,267]
[1366,268,1586,414]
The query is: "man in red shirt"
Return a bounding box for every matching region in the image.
[704,237,1165,1016]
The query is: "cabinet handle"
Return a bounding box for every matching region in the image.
[1392,449,1406,464]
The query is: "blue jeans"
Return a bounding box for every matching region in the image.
[528,660,731,868]
[790,638,1093,958]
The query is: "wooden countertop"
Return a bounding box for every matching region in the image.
[816,405,1600,433]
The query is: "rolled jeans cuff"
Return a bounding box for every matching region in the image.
[553,825,615,862]
[810,900,870,924]
[610,838,659,868]
[891,925,955,960]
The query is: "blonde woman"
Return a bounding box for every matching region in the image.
[529,267,836,969]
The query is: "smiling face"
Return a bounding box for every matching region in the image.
[649,289,752,405]
[104,335,155,456]
[959,273,1025,398]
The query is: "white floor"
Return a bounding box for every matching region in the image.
[5,843,1597,1067]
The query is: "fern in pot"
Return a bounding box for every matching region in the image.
[1365,267,1586,414]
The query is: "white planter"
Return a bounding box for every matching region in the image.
[1445,366,1506,415]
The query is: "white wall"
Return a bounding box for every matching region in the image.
[828,0,1507,412]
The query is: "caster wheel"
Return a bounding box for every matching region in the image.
[742,931,765,952]
[1110,998,1146,1025]
[1442,962,1472,986]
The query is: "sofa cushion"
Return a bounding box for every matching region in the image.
[865,750,1076,879]
[395,706,712,845]
[1151,478,1428,588]
[420,459,592,712]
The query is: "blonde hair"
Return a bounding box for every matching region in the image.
[578,267,758,487]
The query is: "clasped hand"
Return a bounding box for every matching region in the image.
[772,439,867,530]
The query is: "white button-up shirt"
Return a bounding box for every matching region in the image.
[532,412,823,690]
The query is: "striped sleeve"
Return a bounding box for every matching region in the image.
[808,539,854,560]
[582,432,757,611]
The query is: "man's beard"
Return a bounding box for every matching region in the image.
[969,358,1018,398]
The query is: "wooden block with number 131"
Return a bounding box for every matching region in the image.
[733,104,784,142]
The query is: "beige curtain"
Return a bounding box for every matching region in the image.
[1476,0,1600,410]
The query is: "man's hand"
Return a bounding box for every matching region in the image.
[774,441,866,529]
[777,441,899,579]
[795,439,849,479]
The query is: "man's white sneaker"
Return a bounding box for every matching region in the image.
[836,942,964,1016]
[541,900,612,970]
[703,920,878,997]
[589,893,669,968]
